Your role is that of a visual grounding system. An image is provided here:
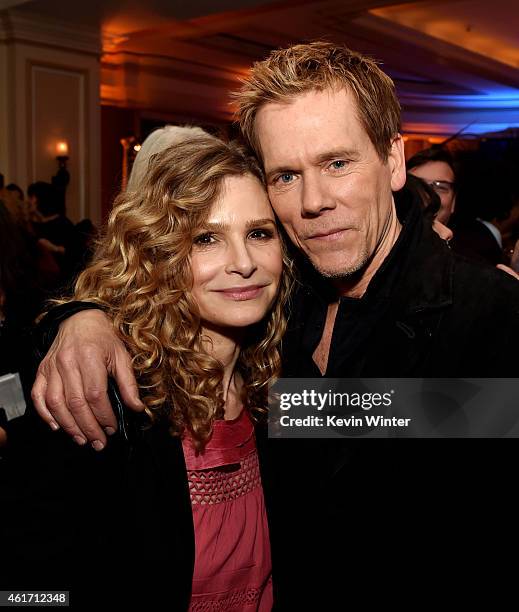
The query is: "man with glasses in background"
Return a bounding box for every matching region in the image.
[407,146,457,225]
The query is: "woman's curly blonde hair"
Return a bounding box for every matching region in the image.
[68,134,294,448]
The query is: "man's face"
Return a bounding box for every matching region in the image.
[409,160,456,225]
[255,88,406,279]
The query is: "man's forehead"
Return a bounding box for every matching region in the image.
[255,88,365,165]
[256,88,355,128]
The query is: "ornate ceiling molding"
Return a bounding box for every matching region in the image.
[0,9,101,56]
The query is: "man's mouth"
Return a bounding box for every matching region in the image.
[306,228,350,241]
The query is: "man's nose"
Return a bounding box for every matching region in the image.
[225,241,258,277]
[301,173,336,217]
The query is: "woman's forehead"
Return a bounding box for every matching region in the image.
[208,175,274,225]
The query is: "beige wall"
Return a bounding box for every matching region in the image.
[30,63,86,222]
[0,11,101,224]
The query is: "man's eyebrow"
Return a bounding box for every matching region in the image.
[265,165,297,181]
[314,148,358,163]
[265,149,359,179]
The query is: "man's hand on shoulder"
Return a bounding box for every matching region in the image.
[31,309,145,451]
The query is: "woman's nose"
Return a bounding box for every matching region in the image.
[225,241,258,277]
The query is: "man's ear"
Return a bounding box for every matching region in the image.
[388,134,406,192]
[451,193,456,214]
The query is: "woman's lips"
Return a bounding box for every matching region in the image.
[216,285,266,300]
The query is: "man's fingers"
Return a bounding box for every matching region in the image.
[113,349,145,412]
[57,349,118,433]
[56,355,116,445]
[31,371,60,431]
[45,369,88,446]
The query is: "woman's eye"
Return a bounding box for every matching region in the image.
[194,233,215,245]
[249,228,273,240]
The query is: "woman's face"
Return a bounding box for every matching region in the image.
[190,173,283,332]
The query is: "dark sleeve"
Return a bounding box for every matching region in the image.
[1,407,128,597]
[35,301,106,357]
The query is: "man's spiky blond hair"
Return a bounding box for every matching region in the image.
[233,41,401,161]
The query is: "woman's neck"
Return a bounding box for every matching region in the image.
[201,326,244,419]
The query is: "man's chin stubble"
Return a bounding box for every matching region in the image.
[312,248,370,280]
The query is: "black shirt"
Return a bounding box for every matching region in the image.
[283,187,419,378]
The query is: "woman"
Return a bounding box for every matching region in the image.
[3,132,294,610]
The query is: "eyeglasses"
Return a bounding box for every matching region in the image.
[427,180,455,195]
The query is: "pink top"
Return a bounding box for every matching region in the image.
[182,409,273,612]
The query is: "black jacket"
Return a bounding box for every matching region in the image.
[2,385,196,609]
[266,187,519,605]
[283,187,519,378]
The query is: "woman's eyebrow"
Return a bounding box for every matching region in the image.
[201,221,227,231]
[245,218,276,230]
[200,218,276,232]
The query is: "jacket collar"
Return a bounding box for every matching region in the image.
[392,188,454,315]
[295,187,455,315]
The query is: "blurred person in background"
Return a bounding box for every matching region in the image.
[2,183,26,228]
[451,151,519,267]
[407,173,519,280]
[407,146,457,225]
[28,181,82,291]
[5,183,23,202]
[0,201,43,447]
[405,174,454,242]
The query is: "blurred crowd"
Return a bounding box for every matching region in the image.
[407,143,519,272]
[0,173,96,392]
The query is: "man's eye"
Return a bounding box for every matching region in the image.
[194,233,215,245]
[276,173,295,185]
[329,160,347,171]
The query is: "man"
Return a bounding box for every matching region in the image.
[407,146,457,225]
[26,43,519,605]
[448,153,519,267]
[3,183,24,220]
